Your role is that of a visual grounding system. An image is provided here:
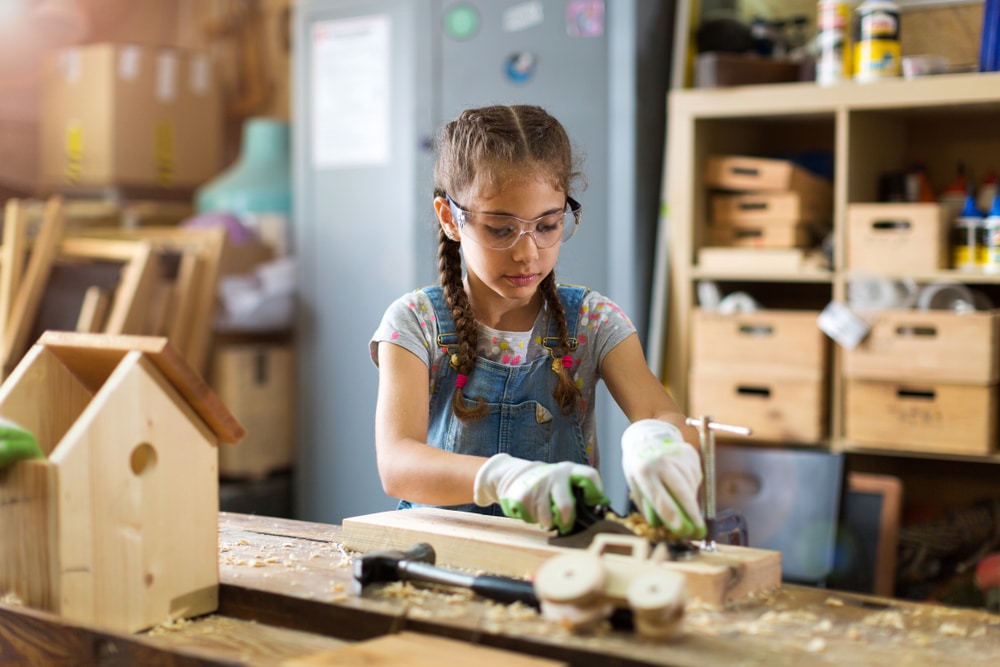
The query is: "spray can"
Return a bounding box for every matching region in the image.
[816,1,854,85]
[981,195,1000,273]
[853,0,901,83]
[953,195,983,272]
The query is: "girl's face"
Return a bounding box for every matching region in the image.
[437,178,566,309]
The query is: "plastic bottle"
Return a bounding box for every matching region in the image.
[981,195,1000,273]
[953,195,984,273]
[978,167,997,213]
[853,0,901,83]
[816,1,854,86]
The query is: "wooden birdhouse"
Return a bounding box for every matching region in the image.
[0,332,245,633]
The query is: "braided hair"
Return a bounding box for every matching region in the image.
[433,105,585,421]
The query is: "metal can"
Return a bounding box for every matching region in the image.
[853,0,901,82]
[816,1,854,86]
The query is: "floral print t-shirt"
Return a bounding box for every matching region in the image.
[369,287,637,466]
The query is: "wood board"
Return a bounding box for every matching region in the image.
[341,507,781,607]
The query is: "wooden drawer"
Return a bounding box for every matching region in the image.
[705,155,832,197]
[847,203,949,273]
[711,191,831,226]
[688,371,828,443]
[707,221,814,248]
[845,379,997,455]
[843,309,1000,385]
[691,309,829,380]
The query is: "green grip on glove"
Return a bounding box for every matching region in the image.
[0,419,44,470]
[642,498,706,540]
[499,476,608,535]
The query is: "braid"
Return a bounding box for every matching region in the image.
[540,273,582,415]
[437,226,487,421]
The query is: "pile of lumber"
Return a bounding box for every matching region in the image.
[0,196,229,378]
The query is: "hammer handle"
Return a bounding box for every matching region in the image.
[398,561,538,608]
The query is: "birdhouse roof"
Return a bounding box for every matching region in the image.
[35,331,245,444]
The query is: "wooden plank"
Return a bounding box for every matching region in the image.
[75,286,111,333]
[1,196,67,378]
[0,198,28,332]
[34,331,245,445]
[0,461,58,612]
[341,508,781,607]
[285,632,567,667]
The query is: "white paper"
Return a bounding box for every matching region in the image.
[311,15,391,168]
[503,2,544,32]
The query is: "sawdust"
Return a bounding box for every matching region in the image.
[0,592,24,606]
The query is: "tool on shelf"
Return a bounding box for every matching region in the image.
[685,415,752,550]
[352,542,539,608]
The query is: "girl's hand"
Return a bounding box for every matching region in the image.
[621,419,706,539]
[474,453,606,534]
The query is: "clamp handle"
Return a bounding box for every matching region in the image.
[685,416,751,550]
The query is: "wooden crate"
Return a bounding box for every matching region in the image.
[213,344,295,480]
[711,191,831,226]
[688,371,828,443]
[691,309,828,380]
[845,379,997,455]
[705,155,833,198]
[847,203,949,273]
[843,309,1000,385]
[707,220,814,248]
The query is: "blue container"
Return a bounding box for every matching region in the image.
[981,0,1000,72]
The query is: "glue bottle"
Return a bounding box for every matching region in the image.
[953,195,984,272]
[981,195,1000,273]
[853,0,901,83]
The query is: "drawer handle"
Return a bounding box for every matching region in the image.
[871,219,912,231]
[896,388,936,400]
[734,229,763,239]
[736,385,771,398]
[738,324,775,337]
[737,201,768,211]
[730,166,760,176]
[895,325,937,338]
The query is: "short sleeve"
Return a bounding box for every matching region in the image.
[576,291,637,365]
[369,290,440,368]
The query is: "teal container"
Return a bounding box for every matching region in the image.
[196,117,292,216]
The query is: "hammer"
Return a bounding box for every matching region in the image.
[352,542,539,608]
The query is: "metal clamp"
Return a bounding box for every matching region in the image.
[685,416,751,551]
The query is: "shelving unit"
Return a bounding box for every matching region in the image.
[660,73,1000,498]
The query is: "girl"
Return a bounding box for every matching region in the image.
[370,105,704,538]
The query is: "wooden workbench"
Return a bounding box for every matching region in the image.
[1,512,998,666]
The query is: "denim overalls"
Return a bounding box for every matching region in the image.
[398,284,590,516]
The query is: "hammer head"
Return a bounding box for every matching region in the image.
[352,542,436,594]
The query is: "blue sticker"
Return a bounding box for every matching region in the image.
[505,52,537,83]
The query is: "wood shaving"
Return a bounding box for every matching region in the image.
[604,512,681,542]
[824,597,844,607]
[804,637,826,652]
[863,610,905,630]
[0,592,24,606]
[146,617,192,635]
[938,622,967,637]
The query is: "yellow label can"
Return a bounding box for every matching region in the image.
[854,0,900,82]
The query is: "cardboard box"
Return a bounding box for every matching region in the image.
[40,43,221,194]
[705,155,833,198]
[845,379,997,455]
[847,203,949,273]
[711,191,832,226]
[213,344,295,480]
[843,309,1000,385]
[689,371,828,443]
[691,309,829,380]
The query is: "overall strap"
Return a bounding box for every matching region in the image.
[421,285,459,353]
[541,284,589,358]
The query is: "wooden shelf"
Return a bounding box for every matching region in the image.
[660,71,1000,465]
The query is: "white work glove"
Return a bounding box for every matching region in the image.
[621,419,706,539]
[474,453,606,535]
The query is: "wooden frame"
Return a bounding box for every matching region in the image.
[846,472,902,598]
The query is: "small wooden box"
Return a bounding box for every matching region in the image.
[711,191,831,226]
[213,344,295,480]
[691,309,828,380]
[847,203,949,273]
[705,155,832,197]
[708,221,814,248]
[845,379,997,455]
[843,309,1000,385]
[689,371,828,443]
